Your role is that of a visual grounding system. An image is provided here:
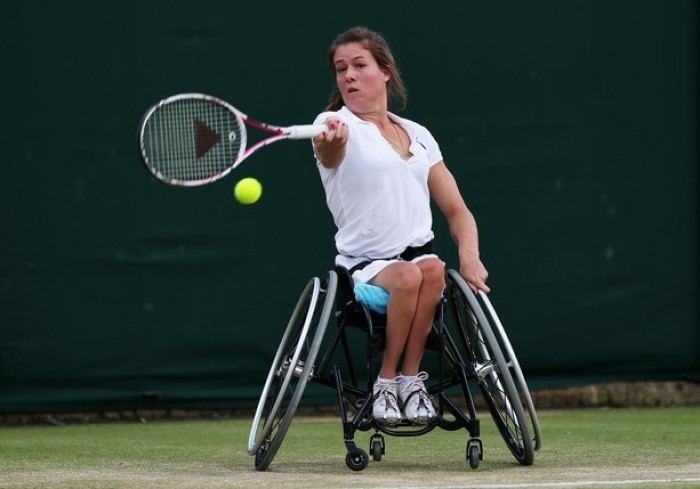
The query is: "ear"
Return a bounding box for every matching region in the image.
[383,71,391,82]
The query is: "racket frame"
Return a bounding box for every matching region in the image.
[138,93,324,187]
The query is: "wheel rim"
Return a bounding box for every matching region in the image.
[248,272,338,471]
[446,270,533,465]
[248,277,321,455]
[477,290,542,451]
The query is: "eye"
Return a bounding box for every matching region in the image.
[335,66,347,74]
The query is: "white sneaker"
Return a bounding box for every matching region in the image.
[372,377,402,425]
[397,372,436,425]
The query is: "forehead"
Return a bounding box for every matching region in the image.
[333,42,374,63]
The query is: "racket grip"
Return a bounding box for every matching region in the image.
[284,124,326,139]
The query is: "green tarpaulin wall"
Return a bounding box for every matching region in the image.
[1,1,697,413]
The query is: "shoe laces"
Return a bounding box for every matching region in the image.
[401,372,431,405]
[374,380,400,410]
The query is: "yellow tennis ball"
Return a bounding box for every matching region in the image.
[234,177,262,205]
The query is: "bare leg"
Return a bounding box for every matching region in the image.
[400,258,445,376]
[370,262,422,379]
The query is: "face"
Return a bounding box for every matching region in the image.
[333,42,389,113]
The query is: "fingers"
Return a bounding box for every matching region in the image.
[325,118,348,143]
[476,268,490,293]
[314,117,347,146]
[461,265,490,294]
[465,275,490,294]
[473,279,491,294]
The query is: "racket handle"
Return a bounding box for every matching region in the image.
[284,124,326,139]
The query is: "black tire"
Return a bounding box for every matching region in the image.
[371,440,383,461]
[247,271,338,470]
[468,444,481,469]
[446,270,534,466]
[477,291,542,451]
[346,449,369,471]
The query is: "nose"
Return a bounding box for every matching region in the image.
[344,66,357,82]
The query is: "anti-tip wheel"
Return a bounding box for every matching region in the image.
[346,449,369,471]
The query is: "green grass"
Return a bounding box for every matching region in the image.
[1,407,699,488]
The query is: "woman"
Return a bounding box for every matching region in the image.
[312,26,489,425]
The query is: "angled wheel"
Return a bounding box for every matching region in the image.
[247,271,338,471]
[477,291,542,451]
[446,270,534,466]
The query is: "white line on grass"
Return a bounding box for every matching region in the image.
[379,478,700,489]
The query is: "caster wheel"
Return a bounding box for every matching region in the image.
[468,445,480,469]
[466,439,483,470]
[369,433,385,462]
[371,440,383,461]
[346,449,369,471]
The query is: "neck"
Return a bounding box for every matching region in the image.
[351,106,392,130]
[347,99,390,127]
[357,111,391,127]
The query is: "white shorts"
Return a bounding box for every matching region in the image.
[336,253,444,285]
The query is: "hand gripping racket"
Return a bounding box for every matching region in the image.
[137,93,326,186]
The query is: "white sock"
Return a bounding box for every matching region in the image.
[396,374,417,384]
[376,376,395,384]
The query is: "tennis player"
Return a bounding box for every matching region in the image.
[312,26,489,425]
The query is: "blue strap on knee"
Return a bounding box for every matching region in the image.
[353,283,390,314]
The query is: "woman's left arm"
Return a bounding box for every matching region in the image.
[428,162,490,292]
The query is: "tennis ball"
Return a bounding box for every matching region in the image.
[234,177,262,205]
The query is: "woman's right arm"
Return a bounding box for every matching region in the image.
[313,116,348,169]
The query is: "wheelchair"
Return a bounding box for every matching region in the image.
[247,266,542,471]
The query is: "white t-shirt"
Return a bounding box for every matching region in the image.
[313,106,443,270]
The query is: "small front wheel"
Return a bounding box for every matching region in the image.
[369,433,385,462]
[371,440,383,461]
[467,443,481,469]
[346,449,369,471]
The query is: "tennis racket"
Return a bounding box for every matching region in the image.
[137,93,326,186]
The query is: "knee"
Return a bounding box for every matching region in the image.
[390,263,423,296]
[420,260,445,294]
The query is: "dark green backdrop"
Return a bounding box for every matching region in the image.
[1,1,697,413]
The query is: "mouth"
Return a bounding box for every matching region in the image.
[347,87,359,94]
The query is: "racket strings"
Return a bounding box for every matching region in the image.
[142,98,244,183]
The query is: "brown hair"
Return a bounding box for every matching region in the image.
[325,26,408,112]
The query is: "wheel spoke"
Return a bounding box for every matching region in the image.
[247,272,338,470]
[445,270,534,465]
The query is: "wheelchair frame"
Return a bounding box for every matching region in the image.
[248,267,541,471]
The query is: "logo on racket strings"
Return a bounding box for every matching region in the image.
[194,120,220,158]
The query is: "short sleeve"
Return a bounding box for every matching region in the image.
[417,125,443,167]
